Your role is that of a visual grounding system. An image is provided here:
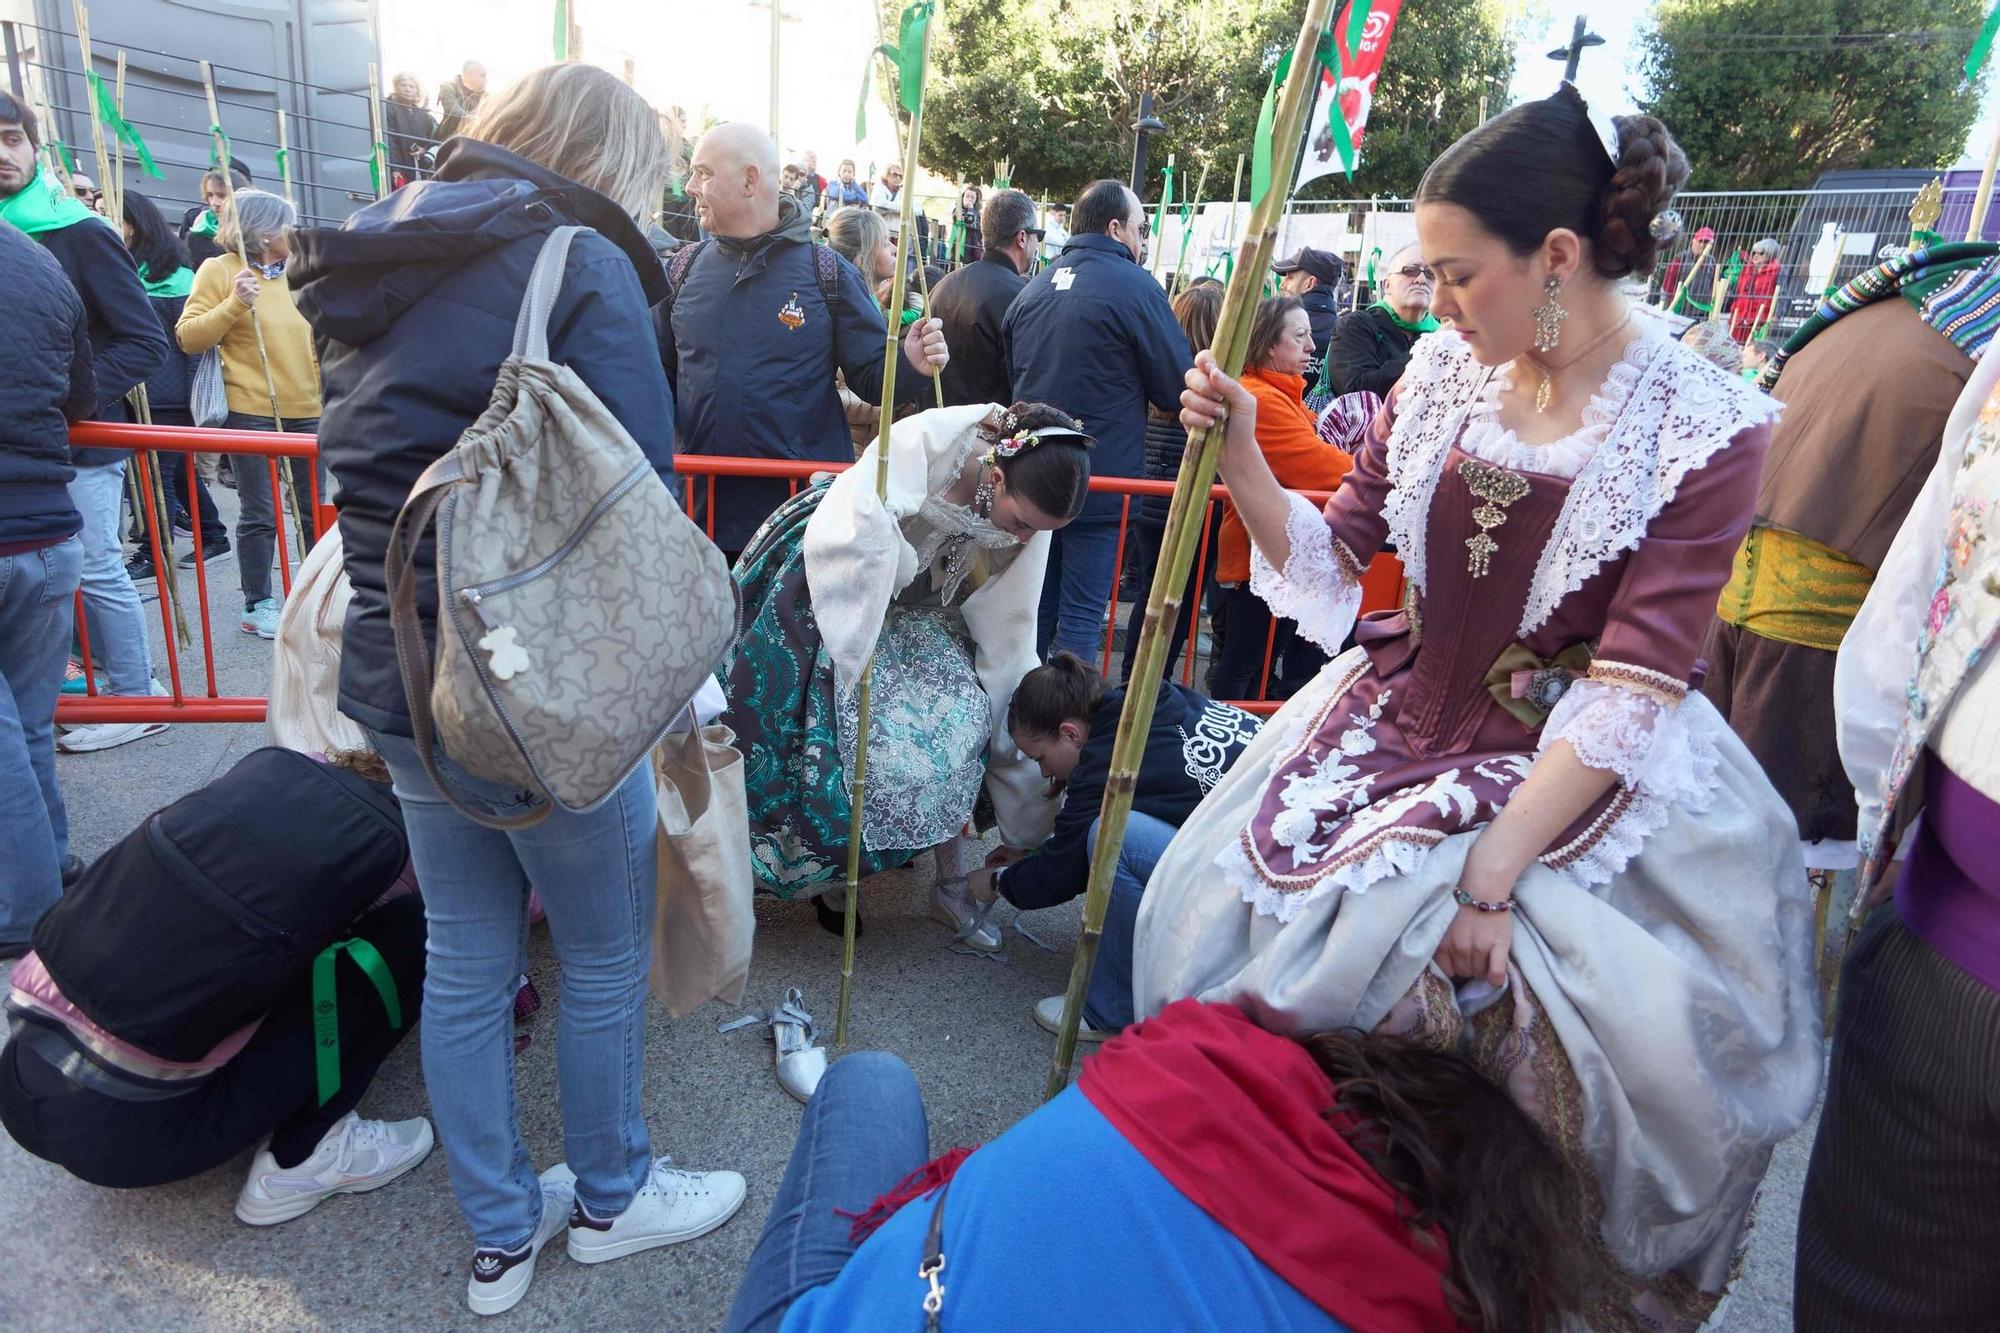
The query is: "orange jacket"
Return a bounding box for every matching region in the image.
[1216,368,1353,583]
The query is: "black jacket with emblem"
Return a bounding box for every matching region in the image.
[998,680,1259,911]
[666,195,927,551]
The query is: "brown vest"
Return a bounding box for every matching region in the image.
[1758,298,1972,571]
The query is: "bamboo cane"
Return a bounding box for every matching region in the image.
[110,52,127,225]
[1170,158,1210,293]
[367,64,390,200]
[835,11,934,1049]
[30,72,74,194]
[202,61,311,563]
[910,243,944,409]
[1967,118,2000,242]
[277,108,295,208]
[69,1,113,217]
[1044,0,1334,1099]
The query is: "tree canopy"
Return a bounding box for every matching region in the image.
[1636,0,1985,189]
[918,0,1516,204]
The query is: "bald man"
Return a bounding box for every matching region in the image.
[665,123,947,553]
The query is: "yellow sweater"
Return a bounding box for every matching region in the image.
[176,255,323,419]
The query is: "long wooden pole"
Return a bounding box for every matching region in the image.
[276,108,295,208]
[69,1,112,216]
[836,13,933,1049]
[1968,118,2000,241]
[1170,157,1210,293]
[202,61,309,562]
[1044,0,1334,1098]
[109,52,126,224]
[367,64,390,199]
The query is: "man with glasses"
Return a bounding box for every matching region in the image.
[1332,241,1438,397]
[1004,179,1192,659]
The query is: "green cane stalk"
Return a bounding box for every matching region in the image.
[1043,0,1337,1098]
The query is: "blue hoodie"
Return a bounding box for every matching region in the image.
[289,139,676,738]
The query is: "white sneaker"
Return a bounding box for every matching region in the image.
[466,1164,576,1317]
[241,597,282,639]
[566,1156,747,1264]
[56,719,169,753]
[1034,994,1112,1043]
[234,1111,434,1226]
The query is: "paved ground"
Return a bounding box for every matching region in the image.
[0,510,1818,1331]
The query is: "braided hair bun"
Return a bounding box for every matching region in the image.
[1593,114,1690,279]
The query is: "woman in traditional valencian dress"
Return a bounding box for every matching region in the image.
[721,403,1092,949]
[1136,87,1823,1327]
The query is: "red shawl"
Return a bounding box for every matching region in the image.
[1079,999,1465,1333]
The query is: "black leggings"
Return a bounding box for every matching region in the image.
[0,896,425,1187]
[1206,583,1327,702]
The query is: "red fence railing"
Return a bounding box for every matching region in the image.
[59,423,1403,725]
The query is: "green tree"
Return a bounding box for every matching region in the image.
[1637,0,1985,189]
[920,0,1515,204]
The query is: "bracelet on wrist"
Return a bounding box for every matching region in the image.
[1452,886,1514,914]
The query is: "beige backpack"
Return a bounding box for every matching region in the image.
[386,225,736,829]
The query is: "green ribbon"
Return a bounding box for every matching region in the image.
[274,145,290,182]
[1342,0,1374,61]
[859,0,934,139]
[369,142,390,194]
[1253,19,1340,206]
[86,70,163,179]
[949,215,965,263]
[312,938,403,1107]
[1968,2,2000,84]
[208,124,230,170]
[49,140,76,175]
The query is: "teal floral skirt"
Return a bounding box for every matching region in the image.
[720,485,991,899]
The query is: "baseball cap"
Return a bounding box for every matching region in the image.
[1272,246,1344,285]
[1692,226,1715,242]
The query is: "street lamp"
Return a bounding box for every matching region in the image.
[1547,15,1604,82]
[1130,91,1167,193]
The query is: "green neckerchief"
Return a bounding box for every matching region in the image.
[1372,299,1440,334]
[0,165,107,236]
[189,208,219,239]
[142,263,195,298]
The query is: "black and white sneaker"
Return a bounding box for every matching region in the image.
[466,1165,575,1317]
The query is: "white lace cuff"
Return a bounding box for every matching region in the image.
[1538,673,1716,810]
[1247,490,1363,653]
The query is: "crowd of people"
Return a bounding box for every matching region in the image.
[0,49,1992,1333]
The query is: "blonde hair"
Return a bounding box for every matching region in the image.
[218,188,297,256]
[464,62,673,223]
[824,205,886,276]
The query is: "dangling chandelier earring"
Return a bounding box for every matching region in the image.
[973,467,997,517]
[1531,274,1567,353]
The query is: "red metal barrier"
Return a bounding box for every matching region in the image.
[56,428,1403,726]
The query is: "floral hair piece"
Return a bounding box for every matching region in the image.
[984,425,1093,467]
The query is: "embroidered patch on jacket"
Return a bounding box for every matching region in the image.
[1051,268,1077,291]
[778,293,806,329]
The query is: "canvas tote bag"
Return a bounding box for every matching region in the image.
[385,225,736,829]
[648,719,755,1017]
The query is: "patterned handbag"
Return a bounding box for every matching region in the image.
[385,225,737,829]
[189,346,229,427]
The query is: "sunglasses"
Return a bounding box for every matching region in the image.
[1394,264,1435,281]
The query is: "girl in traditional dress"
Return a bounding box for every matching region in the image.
[1135,86,1823,1328]
[721,403,1092,949]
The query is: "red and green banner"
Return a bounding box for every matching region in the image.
[1293,0,1403,189]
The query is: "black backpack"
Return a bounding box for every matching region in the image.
[32,748,408,1062]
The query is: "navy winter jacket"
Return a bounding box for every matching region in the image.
[667,195,925,551]
[289,139,677,738]
[0,222,93,546]
[998,682,1258,912]
[1002,232,1192,522]
[35,210,169,468]
[1300,286,1340,395]
[139,286,195,412]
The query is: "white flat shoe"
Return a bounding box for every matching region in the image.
[771,987,826,1102]
[930,877,1001,952]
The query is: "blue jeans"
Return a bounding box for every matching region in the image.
[0,538,82,946]
[721,1052,930,1333]
[370,731,658,1250]
[1036,515,1122,662]
[1083,812,1177,1031]
[223,413,320,608]
[66,463,154,695]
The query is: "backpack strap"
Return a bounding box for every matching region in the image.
[513,225,585,361]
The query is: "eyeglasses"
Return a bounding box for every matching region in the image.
[1394,264,1435,281]
[1117,219,1150,239]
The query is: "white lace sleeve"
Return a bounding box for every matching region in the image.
[1246,490,1363,653]
[1537,670,1718,809]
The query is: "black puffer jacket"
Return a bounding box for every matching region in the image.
[289,140,676,738]
[0,223,94,545]
[35,210,168,467]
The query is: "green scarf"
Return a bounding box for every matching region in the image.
[1373,300,1439,334]
[142,263,195,298]
[189,208,218,239]
[0,165,108,237]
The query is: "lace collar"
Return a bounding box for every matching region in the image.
[1456,343,1647,480]
[1380,323,1781,634]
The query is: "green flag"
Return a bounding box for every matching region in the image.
[86,70,163,179]
[1968,2,2000,84]
[858,1,933,142]
[1252,20,1337,206]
